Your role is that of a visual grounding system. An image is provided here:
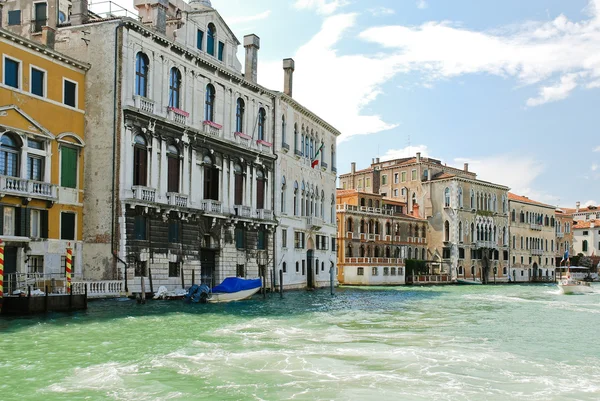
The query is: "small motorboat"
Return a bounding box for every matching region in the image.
[558,278,593,295]
[207,277,262,303]
[456,278,483,285]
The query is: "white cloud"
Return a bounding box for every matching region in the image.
[526,73,579,107]
[592,163,599,171]
[416,0,428,10]
[259,14,399,142]
[369,7,395,17]
[293,0,349,15]
[584,199,599,206]
[227,10,271,25]
[381,145,429,161]
[594,146,600,152]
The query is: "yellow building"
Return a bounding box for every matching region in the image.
[0,29,87,292]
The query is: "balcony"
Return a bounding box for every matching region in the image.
[256,209,274,220]
[133,95,155,114]
[332,166,337,173]
[233,205,252,218]
[132,186,157,203]
[282,142,290,151]
[166,192,188,208]
[306,216,324,228]
[530,223,542,231]
[556,232,564,238]
[321,161,328,170]
[476,240,498,249]
[344,257,404,266]
[203,121,222,137]
[202,199,223,214]
[257,139,273,153]
[531,249,543,256]
[234,131,252,145]
[0,176,57,200]
[367,233,376,241]
[294,149,302,157]
[167,107,189,125]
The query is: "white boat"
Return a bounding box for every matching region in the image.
[558,278,593,295]
[208,286,261,303]
[456,278,483,285]
[206,277,262,303]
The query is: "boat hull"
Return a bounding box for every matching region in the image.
[207,287,261,303]
[558,284,593,295]
[456,279,483,285]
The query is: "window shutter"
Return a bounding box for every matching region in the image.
[61,147,78,188]
[0,206,4,235]
[256,179,264,209]
[40,210,48,238]
[210,167,219,201]
[234,174,243,205]
[18,207,30,237]
[167,157,179,193]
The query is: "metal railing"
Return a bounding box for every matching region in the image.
[406,274,451,284]
[3,273,83,295]
[344,257,404,265]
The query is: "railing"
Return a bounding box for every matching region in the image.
[202,199,223,214]
[367,233,376,241]
[132,185,157,202]
[167,107,189,125]
[256,209,274,220]
[202,121,222,137]
[166,192,188,208]
[344,257,404,265]
[233,205,251,217]
[531,249,543,256]
[556,232,564,238]
[406,274,451,284]
[282,143,290,151]
[72,280,124,298]
[134,95,155,114]
[0,176,57,199]
[530,223,542,231]
[332,166,337,173]
[306,216,324,227]
[3,273,81,295]
[476,241,498,249]
[336,203,397,216]
[321,161,328,169]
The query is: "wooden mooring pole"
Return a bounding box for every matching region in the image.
[148,268,154,295]
[330,264,334,296]
[279,269,283,298]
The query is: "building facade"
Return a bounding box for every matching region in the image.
[338,153,510,283]
[554,208,573,264]
[0,28,87,289]
[572,219,599,257]
[508,193,557,282]
[272,63,339,289]
[336,190,428,285]
[564,202,600,222]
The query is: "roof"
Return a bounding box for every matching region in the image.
[561,205,599,215]
[429,172,455,180]
[573,220,597,229]
[508,193,555,209]
[274,92,342,137]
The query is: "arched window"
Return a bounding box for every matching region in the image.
[385,222,391,235]
[421,248,426,260]
[368,199,373,208]
[511,209,516,222]
[0,133,20,177]
[205,84,215,122]
[133,135,147,186]
[360,219,365,234]
[347,218,353,233]
[168,67,181,108]
[408,248,412,259]
[305,133,309,157]
[167,144,179,193]
[135,52,149,97]
[583,240,588,252]
[207,23,216,56]
[458,187,463,208]
[203,154,219,200]
[360,245,365,257]
[458,221,463,242]
[470,190,475,209]
[331,144,335,170]
[444,187,450,207]
[412,193,417,211]
[280,176,286,213]
[258,108,266,141]
[293,181,298,215]
[281,115,286,145]
[347,244,353,257]
[444,220,450,242]
[234,163,244,205]
[256,169,265,209]
[282,262,287,273]
[236,98,245,133]
[294,124,298,153]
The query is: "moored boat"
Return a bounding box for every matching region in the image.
[456,278,483,285]
[207,277,262,303]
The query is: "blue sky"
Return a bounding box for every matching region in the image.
[112,0,600,208]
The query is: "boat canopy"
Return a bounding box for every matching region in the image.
[212,277,262,293]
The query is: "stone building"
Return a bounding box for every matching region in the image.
[338,153,510,283]
[563,202,600,222]
[572,219,599,257]
[508,193,557,282]
[336,189,428,285]
[554,208,574,265]
[272,60,339,289]
[0,27,88,286]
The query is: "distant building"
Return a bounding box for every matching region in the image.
[336,189,428,285]
[562,202,600,222]
[0,28,88,286]
[554,208,574,264]
[572,219,599,257]
[508,193,557,282]
[339,153,510,283]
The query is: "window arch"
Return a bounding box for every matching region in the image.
[281,115,286,145]
[0,133,21,177]
[207,23,216,56]
[167,144,179,192]
[236,97,245,133]
[256,169,265,209]
[458,186,463,208]
[470,189,475,209]
[421,248,426,260]
[444,187,450,207]
[133,135,147,186]
[168,67,181,109]
[444,220,450,242]
[294,123,298,153]
[135,52,149,97]
[258,107,266,141]
[234,162,244,205]
[205,84,215,122]
[203,154,219,201]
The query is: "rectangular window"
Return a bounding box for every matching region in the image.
[63,79,77,107]
[401,171,406,182]
[34,2,47,33]
[394,173,399,184]
[218,41,225,61]
[357,267,364,276]
[168,220,180,243]
[134,215,147,240]
[28,139,44,150]
[4,57,20,88]
[235,227,245,249]
[3,206,15,236]
[236,264,245,277]
[583,231,589,236]
[60,212,76,240]
[60,146,78,188]
[27,155,44,181]
[168,262,180,278]
[28,255,44,274]
[258,230,266,250]
[393,189,398,197]
[383,267,389,276]
[30,209,41,238]
[357,179,362,189]
[366,178,371,187]
[30,67,45,97]
[302,260,306,275]
[294,231,305,249]
[331,237,336,251]
[282,229,287,248]
[8,10,21,25]
[381,175,388,185]
[197,29,204,50]
[411,169,417,181]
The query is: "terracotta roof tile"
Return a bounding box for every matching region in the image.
[508,193,555,208]
[573,220,597,229]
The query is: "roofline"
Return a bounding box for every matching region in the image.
[190,8,241,45]
[274,92,342,137]
[0,28,90,71]
[424,175,510,191]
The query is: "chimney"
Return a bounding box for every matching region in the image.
[416,152,421,163]
[71,0,89,25]
[283,58,295,97]
[351,162,356,174]
[412,202,420,218]
[42,26,56,49]
[376,157,380,163]
[464,163,469,172]
[244,34,260,83]
[576,201,580,213]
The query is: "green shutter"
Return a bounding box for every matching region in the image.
[18,207,30,237]
[61,147,78,188]
[40,210,48,238]
[0,206,4,235]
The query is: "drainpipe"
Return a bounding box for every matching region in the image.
[111,21,126,273]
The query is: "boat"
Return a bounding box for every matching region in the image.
[184,277,262,303]
[207,277,262,303]
[558,277,593,295]
[456,278,483,285]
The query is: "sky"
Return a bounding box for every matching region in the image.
[108,0,600,208]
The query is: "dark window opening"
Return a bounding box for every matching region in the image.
[63,80,77,107]
[60,212,76,240]
[31,68,45,96]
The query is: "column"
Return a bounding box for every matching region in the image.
[159,138,167,200]
[221,156,228,205]
[229,159,235,205]
[182,145,190,196]
[150,135,160,190]
[189,148,197,205]
[251,164,257,210]
[245,163,251,206]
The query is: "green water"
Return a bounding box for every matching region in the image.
[1,284,599,401]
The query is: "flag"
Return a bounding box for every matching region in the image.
[561,250,569,262]
[311,142,324,168]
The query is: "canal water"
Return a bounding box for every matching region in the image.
[1,284,599,401]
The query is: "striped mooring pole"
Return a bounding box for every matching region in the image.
[0,239,4,312]
[66,243,73,294]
